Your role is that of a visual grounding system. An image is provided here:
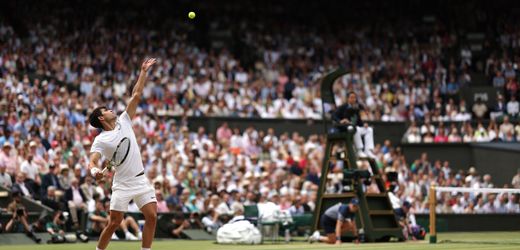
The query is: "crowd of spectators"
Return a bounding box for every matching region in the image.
[384,152,520,214]
[403,114,520,143]
[3,0,515,124]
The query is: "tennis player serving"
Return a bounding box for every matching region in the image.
[88,58,157,250]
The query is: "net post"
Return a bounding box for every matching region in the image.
[429,185,437,244]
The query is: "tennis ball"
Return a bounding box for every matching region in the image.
[188,11,196,19]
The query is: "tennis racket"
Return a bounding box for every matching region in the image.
[101,137,131,174]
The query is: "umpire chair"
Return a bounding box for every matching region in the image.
[312,68,405,242]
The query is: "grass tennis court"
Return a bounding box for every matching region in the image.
[1,232,519,250]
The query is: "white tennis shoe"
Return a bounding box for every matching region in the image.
[308,230,321,243]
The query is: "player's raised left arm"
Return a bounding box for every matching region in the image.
[126,58,157,119]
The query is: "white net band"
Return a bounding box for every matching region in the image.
[434,187,520,194]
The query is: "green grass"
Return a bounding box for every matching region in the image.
[1,232,520,250]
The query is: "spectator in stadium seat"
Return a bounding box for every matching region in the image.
[333,92,375,158]
[483,194,497,213]
[0,162,12,188]
[494,194,508,213]
[215,192,233,220]
[472,98,488,119]
[12,172,36,199]
[465,167,478,185]
[481,174,494,188]
[216,122,233,142]
[58,164,72,190]
[507,95,519,118]
[0,142,16,176]
[41,163,61,198]
[243,191,257,206]
[166,186,180,210]
[464,201,476,214]
[499,116,514,139]
[65,178,87,230]
[461,123,475,142]
[178,188,192,213]
[420,120,435,136]
[73,164,85,184]
[505,78,519,99]
[493,71,506,88]
[447,127,462,142]
[288,195,306,216]
[156,190,170,213]
[487,120,499,141]
[28,141,47,169]
[451,198,465,214]
[433,129,449,143]
[403,123,422,143]
[505,194,520,213]
[490,95,506,120]
[89,200,140,240]
[423,131,434,143]
[202,209,222,234]
[80,174,96,202]
[42,186,62,211]
[474,123,489,142]
[512,169,520,188]
[300,194,313,212]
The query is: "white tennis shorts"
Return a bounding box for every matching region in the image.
[110,185,156,212]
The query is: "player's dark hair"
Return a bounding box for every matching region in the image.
[347,91,357,98]
[89,106,106,129]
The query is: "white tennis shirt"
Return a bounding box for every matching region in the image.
[91,111,147,191]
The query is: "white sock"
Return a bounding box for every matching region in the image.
[141,248,150,250]
[96,247,104,250]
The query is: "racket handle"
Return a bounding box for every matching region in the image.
[101,167,109,174]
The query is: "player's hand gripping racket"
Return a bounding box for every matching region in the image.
[101,137,131,175]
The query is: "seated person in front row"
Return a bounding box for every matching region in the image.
[332,91,375,159]
[88,199,141,240]
[308,198,360,245]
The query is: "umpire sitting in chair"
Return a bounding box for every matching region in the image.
[332,91,376,159]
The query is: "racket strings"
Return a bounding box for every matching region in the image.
[112,137,130,167]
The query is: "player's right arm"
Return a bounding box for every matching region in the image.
[88,152,103,182]
[126,58,156,119]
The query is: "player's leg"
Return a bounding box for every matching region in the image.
[362,126,375,157]
[353,127,366,157]
[310,215,336,244]
[317,233,333,244]
[97,210,124,249]
[134,188,157,249]
[68,200,80,229]
[97,190,129,249]
[140,202,157,249]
